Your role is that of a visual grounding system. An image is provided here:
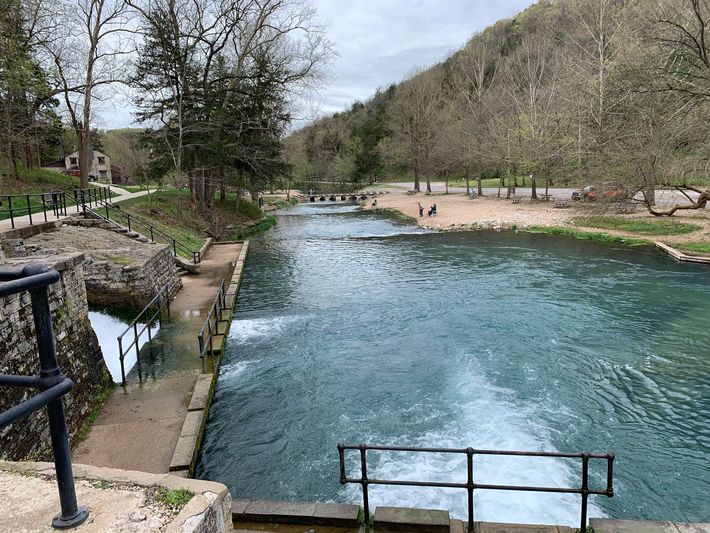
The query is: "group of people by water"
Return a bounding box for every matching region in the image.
[418,202,437,217]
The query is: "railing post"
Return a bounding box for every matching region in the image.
[127,214,131,232]
[42,195,48,222]
[8,195,14,229]
[606,454,615,497]
[150,226,154,241]
[580,453,589,533]
[25,264,89,528]
[172,238,177,257]
[467,448,475,533]
[26,195,33,225]
[118,337,126,386]
[198,333,205,360]
[359,444,370,526]
[133,322,142,381]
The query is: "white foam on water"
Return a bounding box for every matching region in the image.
[344,355,604,526]
[220,359,260,381]
[229,315,303,343]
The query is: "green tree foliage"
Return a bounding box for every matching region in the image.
[0,0,59,178]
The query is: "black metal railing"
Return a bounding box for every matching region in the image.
[116,284,172,385]
[0,192,69,229]
[73,186,112,210]
[197,279,227,359]
[337,444,614,533]
[73,193,201,265]
[0,263,89,529]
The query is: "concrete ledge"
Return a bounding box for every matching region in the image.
[374,505,450,532]
[0,461,232,533]
[590,519,710,533]
[188,374,213,412]
[477,522,568,533]
[232,499,359,528]
[655,242,710,264]
[0,219,63,239]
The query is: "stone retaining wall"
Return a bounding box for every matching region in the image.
[3,224,182,308]
[0,254,112,460]
[82,244,181,308]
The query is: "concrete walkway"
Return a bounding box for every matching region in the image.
[0,184,154,233]
[73,243,243,474]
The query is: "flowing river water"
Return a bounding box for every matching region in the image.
[196,203,710,525]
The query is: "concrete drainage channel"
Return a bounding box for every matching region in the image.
[169,242,249,477]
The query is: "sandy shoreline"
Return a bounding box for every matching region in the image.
[358,187,710,247]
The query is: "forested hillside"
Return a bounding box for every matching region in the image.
[285,0,710,207]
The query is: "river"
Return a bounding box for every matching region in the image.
[197,203,710,525]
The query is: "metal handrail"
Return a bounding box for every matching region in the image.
[116,284,172,385]
[0,192,69,229]
[337,443,614,533]
[0,263,89,529]
[73,191,201,265]
[197,279,227,359]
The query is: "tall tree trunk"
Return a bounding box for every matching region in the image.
[426,174,432,193]
[531,175,537,199]
[466,174,470,196]
[413,166,420,192]
[477,169,483,196]
[78,126,91,188]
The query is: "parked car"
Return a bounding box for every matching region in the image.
[88,173,98,182]
[60,168,81,177]
[572,185,596,200]
[601,181,627,200]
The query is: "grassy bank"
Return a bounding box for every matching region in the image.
[573,216,702,236]
[524,225,650,246]
[119,189,279,252]
[1,169,83,221]
[674,242,710,254]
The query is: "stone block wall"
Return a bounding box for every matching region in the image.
[0,254,112,460]
[83,244,182,308]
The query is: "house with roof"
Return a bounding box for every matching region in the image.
[42,150,112,183]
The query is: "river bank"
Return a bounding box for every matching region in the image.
[361,187,710,252]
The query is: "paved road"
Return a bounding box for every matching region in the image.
[379,182,707,208]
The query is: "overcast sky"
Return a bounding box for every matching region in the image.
[101,0,535,129]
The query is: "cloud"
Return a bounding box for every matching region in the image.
[100,0,534,129]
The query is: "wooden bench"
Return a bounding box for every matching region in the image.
[554,198,569,208]
[511,195,522,204]
[540,193,552,201]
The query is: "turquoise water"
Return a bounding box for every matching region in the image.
[196,203,710,525]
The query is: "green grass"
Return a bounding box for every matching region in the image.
[75,372,115,444]
[673,242,710,254]
[107,255,133,266]
[119,189,275,253]
[573,216,701,236]
[154,487,194,511]
[525,225,650,246]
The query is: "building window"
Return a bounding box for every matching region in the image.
[99,170,107,178]
[69,157,78,166]
[97,156,106,165]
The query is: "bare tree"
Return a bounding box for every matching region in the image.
[42,0,130,188]
[384,68,444,193]
[500,35,568,199]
